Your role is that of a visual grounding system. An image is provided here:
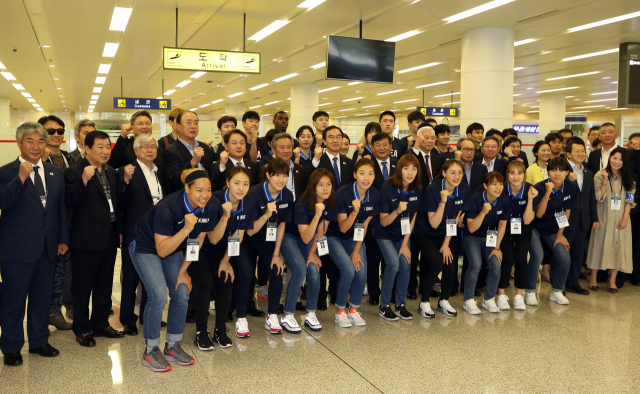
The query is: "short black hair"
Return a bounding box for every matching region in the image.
[592,138,602,147]
[628,132,640,142]
[502,128,517,138]
[481,136,500,147]
[274,110,287,118]
[547,157,571,172]
[265,129,279,145]
[242,111,260,122]
[434,124,450,136]
[38,115,65,128]
[176,111,197,124]
[425,118,437,125]
[342,134,350,143]
[365,122,382,136]
[322,125,343,140]
[485,128,502,139]
[565,137,585,154]
[532,140,550,159]
[371,133,392,145]
[466,122,484,135]
[85,130,110,149]
[544,132,563,143]
[590,125,600,131]
[223,129,247,144]
[379,110,395,122]
[296,125,314,139]
[217,115,237,129]
[502,136,522,151]
[131,110,152,125]
[312,111,329,122]
[559,128,574,137]
[601,122,616,130]
[407,110,426,123]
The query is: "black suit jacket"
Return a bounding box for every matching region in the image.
[210,159,259,192]
[162,139,214,193]
[259,160,307,199]
[461,162,488,193]
[587,146,634,174]
[567,164,598,232]
[475,157,507,177]
[313,153,354,191]
[65,158,122,251]
[370,156,397,191]
[405,149,444,188]
[0,159,69,263]
[69,148,83,165]
[108,135,163,171]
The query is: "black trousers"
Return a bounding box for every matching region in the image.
[415,234,457,302]
[319,255,337,303]
[120,230,141,325]
[499,223,533,289]
[408,234,420,293]
[191,250,234,332]
[565,214,588,288]
[71,225,118,335]
[365,233,383,298]
[237,239,283,316]
[630,212,640,282]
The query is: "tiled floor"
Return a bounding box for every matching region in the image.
[3,254,640,393]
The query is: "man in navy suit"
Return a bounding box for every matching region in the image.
[477,136,507,177]
[310,125,355,191]
[0,122,69,366]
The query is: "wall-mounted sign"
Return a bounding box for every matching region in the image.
[618,42,640,108]
[162,47,261,74]
[513,125,539,133]
[113,97,170,110]
[417,107,459,117]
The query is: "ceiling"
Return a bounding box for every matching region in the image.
[0,0,639,119]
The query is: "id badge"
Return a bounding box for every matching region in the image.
[353,223,365,242]
[401,217,411,235]
[152,196,161,206]
[510,218,522,234]
[611,197,621,211]
[446,219,457,237]
[554,212,569,228]
[317,236,329,256]
[40,195,47,209]
[107,197,115,213]
[486,230,498,247]
[266,222,277,242]
[626,193,635,203]
[186,238,199,262]
[228,237,240,257]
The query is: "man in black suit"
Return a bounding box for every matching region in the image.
[210,129,259,191]
[0,122,69,366]
[69,119,96,165]
[405,124,444,188]
[564,138,599,295]
[116,134,169,335]
[310,125,354,190]
[65,130,125,347]
[587,122,631,173]
[163,111,214,193]
[477,136,507,177]
[108,110,163,170]
[262,132,306,198]
[210,115,252,163]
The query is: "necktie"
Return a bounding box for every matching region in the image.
[381,161,389,181]
[235,161,244,167]
[332,157,340,186]
[33,165,46,197]
[425,155,432,181]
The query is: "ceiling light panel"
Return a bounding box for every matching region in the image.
[249,20,289,41]
[398,62,439,74]
[568,11,640,33]
[416,81,450,88]
[109,7,133,31]
[273,73,298,82]
[443,0,516,23]
[386,31,420,42]
[562,48,618,62]
[102,43,119,57]
[546,71,599,81]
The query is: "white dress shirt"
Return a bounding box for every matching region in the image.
[377,156,391,177]
[600,144,618,171]
[19,156,47,192]
[324,151,340,179]
[482,157,496,172]
[137,159,163,202]
[222,157,245,172]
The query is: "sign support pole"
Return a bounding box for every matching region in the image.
[175,8,178,47]
[120,77,123,98]
[243,13,246,52]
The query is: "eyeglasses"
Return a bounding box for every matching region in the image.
[326,135,342,141]
[139,145,158,150]
[46,128,65,135]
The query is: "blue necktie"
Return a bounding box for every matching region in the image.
[381,161,388,181]
[332,157,340,186]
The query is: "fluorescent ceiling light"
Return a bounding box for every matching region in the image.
[527,111,539,113]
[562,48,618,62]
[1,72,16,80]
[90,100,97,105]
[109,7,133,31]
[513,94,521,96]
[547,71,599,80]
[87,109,93,113]
[443,0,515,23]
[591,91,616,95]
[91,95,99,100]
[249,83,269,91]
[98,64,111,74]
[377,89,405,96]
[339,108,355,112]
[189,108,198,111]
[250,105,261,109]
[568,11,640,33]
[93,87,102,93]
[572,105,605,109]
[584,98,617,103]
[398,62,439,74]
[210,99,224,104]
[273,73,298,82]
[265,101,280,105]
[565,96,574,98]
[319,86,340,93]
[0,60,5,69]
[537,87,579,93]
[406,107,417,110]
[164,90,176,96]
[27,98,35,103]
[348,82,362,86]
[199,103,210,108]
[190,71,206,79]
[36,108,44,111]
[434,92,460,98]
[95,76,106,84]
[343,97,363,102]
[298,0,326,10]
[362,104,381,108]
[565,111,591,113]
[228,92,243,98]
[33,104,40,107]
[310,62,326,69]
[386,31,420,42]
[88,105,95,109]
[102,43,119,57]
[12,84,24,90]
[318,103,332,107]
[514,67,524,71]
[541,51,552,55]
[611,108,628,110]
[394,99,417,103]
[21,92,31,97]
[416,81,450,88]
[355,113,371,116]
[442,101,460,105]
[514,39,535,46]
[49,65,55,68]
[175,80,191,88]
[249,20,289,41]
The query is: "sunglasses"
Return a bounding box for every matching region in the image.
[46,128,65,135]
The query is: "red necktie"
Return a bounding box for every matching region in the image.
[425,154,432,181]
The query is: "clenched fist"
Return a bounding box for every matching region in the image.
[396,201,408,214]
[123,164,135,184]
[121,124,133,138]
[19,161,34,184]
[222,201,233,219]
[440,189,451,203]
[352,199,361,213]
[481,202,492,215]
[191,147,205,167]
[219,150,229,168]
[528,186,538,199]
[184,213,198,232]
[82,166,97,185]
[313,147,323,161]
[315,202,325,218]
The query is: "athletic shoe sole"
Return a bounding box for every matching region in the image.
[395,311,413,320]
[142,359,171,372]
[348,317,366,327]
[282,324,301,334]
[438,306,457,317]
[463,305,481,315]
[214,338,233,349]
[418,307,435,319]
[236,331,250,338]
[304,321,322,331]
[265,323,283,334]
[378,311,399,321]
[193,341,214,351]
[163,353,194,366]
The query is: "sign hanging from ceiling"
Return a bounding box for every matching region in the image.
[162,47,261,74]
[113,97,171,110]
[618,42,640,108]
[417,107,459,117]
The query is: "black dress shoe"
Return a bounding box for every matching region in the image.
[474,290,481,297]
[92,326,125,338]
[76,333,96,347]
[247,307,265,317]
[579,273,587,280]
[368,296,379,306]
[123,324,138,336]
[631,279,640,286]
[295,301,306,311]
[565,285,590,295]
[185,310,196,323]
[4,351,23,366]
[161,321,167,328]
[29,343,59,357]
[317,301,328,311]
[407,291,417,300]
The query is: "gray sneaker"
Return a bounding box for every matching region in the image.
[163,341,194,366]
[142,347,171,372]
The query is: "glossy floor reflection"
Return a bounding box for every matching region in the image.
[3,262,640,393]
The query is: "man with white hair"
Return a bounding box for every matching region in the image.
[405,123,444,188]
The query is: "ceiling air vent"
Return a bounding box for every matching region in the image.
[516,10,559,24]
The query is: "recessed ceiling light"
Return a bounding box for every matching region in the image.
[1,72,16,80]
[27,98,35,103]
[355,113,372,116]
[42,45,50,48]
[249,83,270,91]
[591,91,616,96]
[265,101,280,105]
[343,97,363,102]
[584,98,617,103]
[250,105,261,109]
[348,82,362,86]
[443,0,515,23]
[540,51,552,54]
[109,7,133,31]
[49,65,55,67]
[190,71,206,79]
[88,105,95,109]
[611,108,628,110]
[248,20,289,41]
[36,108,44,111]
[572,105,605,109]
[228,92,243,98]
[273,73,298,82]
[394,99,417,103]
[163,90,176,96]
[377,89,405,96]
[537,87,579,93]
[398,62,439,74]
[175,80,191,88]
[95,76,106,84]
[416,81,450,88]
[102,43,119,57]
[514,67,524,71]
[210,99,224,104]
[90,100,97,105]
[513,94,521,96]
[339,108,355,112]
[385,31,420,42]
[21,92,32,97]
[547,71,599,80]
[33,104,40,108]
[568,11,640,33]
[562,48,618,62]
[53,78,58,80]
[12,84,24,90]
[434,92,460,98]
[91,95,99,100]
[319,86,340,93]
[310,62,326,69]
[98,64,111,74]
[441,101,460,105]
[298,0,326,10]
[362,104,381,108]
[318,103,332,107]
[93,87,102,93]
[514,39,535,46]
[199,103,210,108]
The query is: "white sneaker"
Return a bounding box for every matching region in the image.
[549,291,570,305]
[496,295,510,310]
[209,301,215,310]
[281,314,301,334]
[463,299,481,315]
[438,300,457,317]
[235,318,250,338]
[257,285,269,301]
[304,312,322,331]
[524,292,538,306]
[335,310,352,328]
[418,301,435,319]
[347,309,366,326]
[362,285,368,296]
[482,298,499,313]
[265,314,283,334]
[513,294,526,310]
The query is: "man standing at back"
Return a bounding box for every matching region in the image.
[69,119,96,165]
[110,110,163,170]
[466,122,485,160]
[402,110,426,152]
[312,111,330,149]
[39,115,71,171]
[379,111,407,159]
[158,107,186,150]
[310,125,354,190]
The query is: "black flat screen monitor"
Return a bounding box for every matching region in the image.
[326,36,395,84]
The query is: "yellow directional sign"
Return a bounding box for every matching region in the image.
[162,47,261,74]
[117,99,126,107]
[159,100,167,109]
